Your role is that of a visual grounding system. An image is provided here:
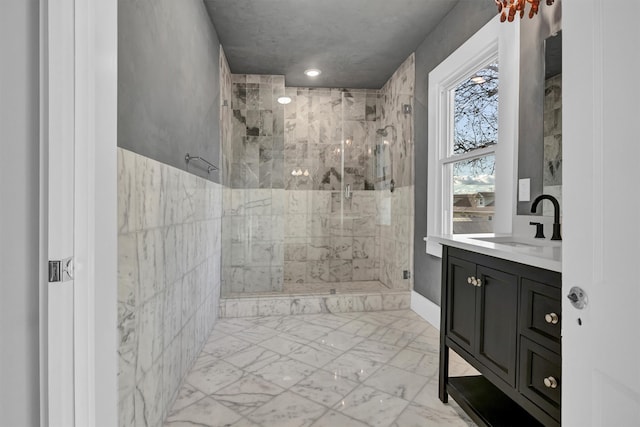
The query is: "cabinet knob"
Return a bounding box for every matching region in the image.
[467,276,473,284]
[475,278,482,287]
[543,376,558,389]
[468,276,478,286]
[545,312,559,324]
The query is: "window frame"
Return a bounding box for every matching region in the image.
[426,18,519,257]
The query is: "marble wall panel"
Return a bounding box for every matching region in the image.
[118,148,222,426]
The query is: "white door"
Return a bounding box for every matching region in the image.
[563,1,640,426]
[41,0,118,425]
[42,0,76,424]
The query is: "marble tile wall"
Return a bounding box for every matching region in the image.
[283,87,380,191]
[378,186,414,290]
[378,54,415,291]
[117,148,223,427]
[229,74,286,189]
[379,53,415,190]
[283,189,380,285]
[219,47,233,187]
[221,188,285,295]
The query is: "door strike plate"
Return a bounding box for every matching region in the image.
[49,257,73,283]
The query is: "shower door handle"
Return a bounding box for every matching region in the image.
[344,184,352,200]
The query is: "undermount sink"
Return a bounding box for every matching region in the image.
[470,235,561,248]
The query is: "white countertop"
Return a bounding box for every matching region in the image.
[425,233,562,273]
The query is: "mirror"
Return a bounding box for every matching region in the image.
[516,5,562,215]
[542,31,562,216]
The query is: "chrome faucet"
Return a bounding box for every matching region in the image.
[531,194,562,241]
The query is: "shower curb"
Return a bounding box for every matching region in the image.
[219,290,410,318]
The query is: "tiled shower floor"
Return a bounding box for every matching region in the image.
[164,310,476,427]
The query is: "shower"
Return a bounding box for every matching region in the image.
[376,124,395,137]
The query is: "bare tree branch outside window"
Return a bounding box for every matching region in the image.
[453,62,498,177]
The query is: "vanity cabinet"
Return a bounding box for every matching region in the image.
[439,246,561,427]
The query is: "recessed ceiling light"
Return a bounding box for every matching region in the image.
[277,96,292,105]
[304,68,321,77]
[470,75,486,84]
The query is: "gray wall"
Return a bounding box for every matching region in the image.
[413,1,496,304]
[0,0,41,425]
[118,0,222,182]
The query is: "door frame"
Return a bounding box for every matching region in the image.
[39,0,118,425]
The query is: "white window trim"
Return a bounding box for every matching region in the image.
[426,17,519,257]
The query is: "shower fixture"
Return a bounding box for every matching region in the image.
[376,125,395,137]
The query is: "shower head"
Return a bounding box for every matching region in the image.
[376,125,395,137]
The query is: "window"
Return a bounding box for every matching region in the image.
[426,18,518,257]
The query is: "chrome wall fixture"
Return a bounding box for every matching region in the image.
[185,153,218,174]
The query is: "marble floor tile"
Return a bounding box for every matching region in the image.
[202,335,252,359]
[249,356,316,388]
[288,341,342,368]
[347,340,402,364]
[315,330,364,351]
[258,335,305,355]
[232,324,279,344]
[165,396,243,427]
[335,385,409,427]
[363,365,429,401]
[389,347,440,378]
[290,369,359,407]
[185,358,245,395]
[322,352,382,383]
[247,391,328,427]
[164,309,475,427]
[210,373,284,415]
[309,410,369,427]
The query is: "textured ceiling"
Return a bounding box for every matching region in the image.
[204,0,463,89]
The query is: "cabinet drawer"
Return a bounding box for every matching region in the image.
[520,278,561,352]
[519,336,561,421]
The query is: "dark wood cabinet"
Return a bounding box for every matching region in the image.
[439,245,561,427]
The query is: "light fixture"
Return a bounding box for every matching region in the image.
[470,75,486,84]
[277,96,292,105]
[304,68,321,77]
[495,0,555,22]
[303,169,309,177]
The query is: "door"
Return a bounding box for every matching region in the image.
[41,0,118,425]
[43,0,76,424]
[563,1,640,425]
[446,256,477,354]
[475,266,517,386]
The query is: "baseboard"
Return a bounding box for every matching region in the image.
[411,290,440,330]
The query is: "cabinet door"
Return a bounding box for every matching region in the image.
[446,256,477,355]
[475,265,518,386]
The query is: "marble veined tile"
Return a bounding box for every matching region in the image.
[335,385,409,427]
[185,357,244,395]
[347,339,402,364]
[223,346,280,371]
[168,383,206,414]
[249,355,316,388]
[388,348,439,378]
[411,380,476,426]
[248,391,327,427]
[164,396,243,427]
[288,341,342,368]
[315,330,364,352]
[211,373,284,415]
[290,369,358,407]
[258,335,305,356]
[391,402,474,427]
[323,352,382,383]
[202,335,252,359]
[363,365,429,401]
